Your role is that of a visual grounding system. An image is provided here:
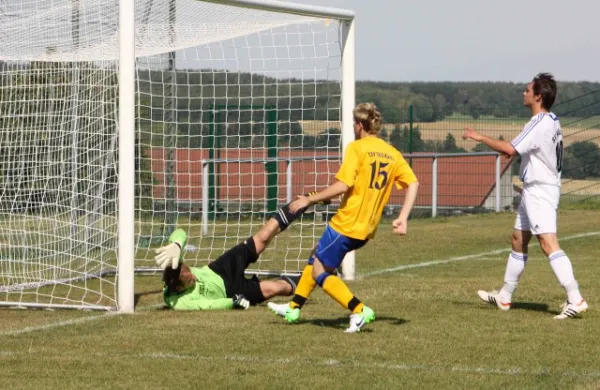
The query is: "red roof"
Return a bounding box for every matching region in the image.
[149,148,512,208]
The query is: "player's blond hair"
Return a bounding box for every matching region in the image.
[353,102,381,135]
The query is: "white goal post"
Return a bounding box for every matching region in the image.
[0,0,355,312]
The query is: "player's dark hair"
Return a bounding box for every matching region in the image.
[163,264,195,293]
[532,73,557,110]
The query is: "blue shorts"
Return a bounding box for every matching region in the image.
[308,225,368,269]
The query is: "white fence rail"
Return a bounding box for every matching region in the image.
[198,151,506,233]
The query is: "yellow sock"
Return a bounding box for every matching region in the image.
[322,275,364,314]
[289,265,316,309]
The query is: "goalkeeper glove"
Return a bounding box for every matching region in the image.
[155,243,182,270]
[232,294,250,310]
[155,228,188,269]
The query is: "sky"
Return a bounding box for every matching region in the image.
[295,0,600,82]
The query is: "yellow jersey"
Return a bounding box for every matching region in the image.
[330,136,417,240]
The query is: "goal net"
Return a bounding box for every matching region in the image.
[0,0,355,310]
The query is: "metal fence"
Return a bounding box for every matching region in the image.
[297,101,600,205]
[145,98,600,240]
[191,152,508,233]
[381,104,600,204]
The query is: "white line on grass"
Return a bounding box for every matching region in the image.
[361,231,600,279]
[0,311,119,337]
[101,351,600,379]
[0,303,168,337]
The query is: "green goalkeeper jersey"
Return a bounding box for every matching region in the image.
[163,266,234,310]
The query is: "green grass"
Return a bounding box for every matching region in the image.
[561,196,600,210]
[2,210,600,389]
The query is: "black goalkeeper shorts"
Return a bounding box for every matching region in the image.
[208,237,266,305]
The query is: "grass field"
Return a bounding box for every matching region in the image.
[1,210,600,390]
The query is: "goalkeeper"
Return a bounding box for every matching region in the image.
[156,197,319,310]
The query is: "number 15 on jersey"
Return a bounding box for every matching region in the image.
[369,161,389,190]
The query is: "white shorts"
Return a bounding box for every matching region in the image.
[514,183,560,235]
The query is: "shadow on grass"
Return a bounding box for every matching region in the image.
[294,315,409,331]
[510,301,585,319]
[134,289,163,308]
[511,301,550,313]
[457,300,551,314]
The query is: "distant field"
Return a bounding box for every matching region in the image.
[443,114,600,128]
[300,117,600,150]
[2,210,600,390]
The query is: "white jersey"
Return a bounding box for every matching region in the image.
[510,112,563,186]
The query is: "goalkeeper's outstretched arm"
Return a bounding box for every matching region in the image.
[165,295,234,310]
[164,294,250,311]
[155,229,187,270]
[156,229,196,295]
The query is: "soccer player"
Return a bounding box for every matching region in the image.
[267,102,420,333]
[462,73,588,319]
[156,196,320,310]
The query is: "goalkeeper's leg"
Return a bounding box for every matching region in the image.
[251,219,282,256]
[233,275,297,306]
[271,191,330,233]
[259,276,297,300]
[267,265,314,322]
[253,193,323,255]
[266,262,317,319]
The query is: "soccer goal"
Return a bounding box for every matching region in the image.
[0,0,355,311]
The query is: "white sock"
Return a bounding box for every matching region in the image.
[499,251,528,301]
[548,250,583,303]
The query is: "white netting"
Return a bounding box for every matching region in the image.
[0,0,320,61]
[0,0,349,309]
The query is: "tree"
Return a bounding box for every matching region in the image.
[278,121,304,148]
[408,126,426,152]
[301,135,316,149]
[389,125,426,153]
[472,143,490,152]
[563,141,600,179]
[315,128,341,149]
[472,135,504,152]
[389,125,406,152]
[467,96,484,120]
[160,71,600,121]
[379,128,388,142]
[434,93,448,121]
[409,94,437,122]
[441,133,467,153]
